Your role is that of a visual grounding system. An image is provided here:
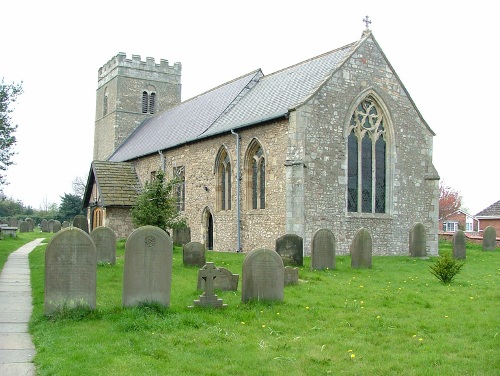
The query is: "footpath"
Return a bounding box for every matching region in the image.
[0,238,45,376]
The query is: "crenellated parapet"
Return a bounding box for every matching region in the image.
[98,52,182,85]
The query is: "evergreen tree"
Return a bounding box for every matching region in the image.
[131,170,186,232]
[57,193,84,222]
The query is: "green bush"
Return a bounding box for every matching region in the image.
[429,251,464,284]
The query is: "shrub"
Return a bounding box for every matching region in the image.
[429,251,464,284]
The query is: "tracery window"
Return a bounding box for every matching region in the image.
[246,139,265,210]
[215,147,232,211]
[173,166,185,212]
[347,96,386,213]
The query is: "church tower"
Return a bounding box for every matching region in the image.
[93,53,182,160]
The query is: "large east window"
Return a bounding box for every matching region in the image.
[347,96,386,213]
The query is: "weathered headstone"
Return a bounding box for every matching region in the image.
[122,226,173,307]
[197,266,239,291]
[311,228,336,270]
[284,266,299,286]
[41,219,49,232]
[351,228,372,269]
[90,226,117,265]
[183,241,206,267]
[62,220,70,228]
[52,220,62,233]
[275,234,303,266]
[241,248,284,303]
[25,218,34,232]
[452,230,466,259]
[48,219,55,232]
[409,222,427,257]
[190,262,227,308]
[19,220,29,233]
[44,228,97,315]
[173,227,191,246]
[482,226,497,251]
[73,215,89,233]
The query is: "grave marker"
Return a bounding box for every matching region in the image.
[351,228,372,269]
[453,230,466,260]
[90,226,117,264]
[311,228,335,270]
[275,234,303,266]
[190,262,227,308]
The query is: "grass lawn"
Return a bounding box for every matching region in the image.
[0,230,51,270]
[27,239,499,375]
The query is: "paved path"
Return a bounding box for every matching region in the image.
[0,238,45,376]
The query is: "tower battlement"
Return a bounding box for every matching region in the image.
[98,52,182,81]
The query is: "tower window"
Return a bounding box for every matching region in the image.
[103,87,108,116]
[142,90,156,114]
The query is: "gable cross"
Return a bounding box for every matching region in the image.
[363,16,372,30]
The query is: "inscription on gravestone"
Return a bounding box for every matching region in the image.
[44,228,97,315]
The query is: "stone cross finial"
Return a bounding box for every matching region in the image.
[363,16,372,30]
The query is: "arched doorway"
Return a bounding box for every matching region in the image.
[92,207,103,230]
[202,207,214,250]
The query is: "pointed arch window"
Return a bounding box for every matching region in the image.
[347,96,386,213]
[246,140,265,210]
[215,146,232,211]
[173,166,185,212]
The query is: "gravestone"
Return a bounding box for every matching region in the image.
[409,223,427,257]
[41,219,49,232]
[197,266,239,291]
[19,220,29,233]
[73,215,89,233]
[62,220,70,228]
[173,227,191,246]
[351,228,372,269]
[284,266,299,286]
[183,241,206,267]
[452,230,466,260]
[241,248,284,303]
[122,226,173,307]
[52,220,62,233]
[90,226,117,265]
[190,262,227,308]
[44,228,97,315]
[482,226,496,251]
[275,234,303,266]
[25,218,34,232]
[311,228,336,270]
[48,219,55,232]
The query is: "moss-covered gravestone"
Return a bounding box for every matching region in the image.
[482,226,496,251]
[351,228,372,269]
[275,234,303,266]
[183,241,206,267]
[452,230,466,259]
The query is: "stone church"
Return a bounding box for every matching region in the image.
[83,28,440,256]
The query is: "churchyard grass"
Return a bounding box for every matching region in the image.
[0,230,49,271]
[28,239,499,375]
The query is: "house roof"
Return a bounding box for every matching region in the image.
[83,161,140,207]
[108,31,433,163]
[475,200,500,217]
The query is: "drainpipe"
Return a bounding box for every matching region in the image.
[231,129,241,252]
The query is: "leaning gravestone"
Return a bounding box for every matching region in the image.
[44,228,97,315]
[409,223,427,257]
[351,228,372,269]
[190,262,227,308]
[242,248,284,303]
[19,220,29,233]
[90,226,117,264]
[482,226,496,251]
[173,227,191,246]
[122,226,173,307]
[25,218,34,232]
[41,219,49,232]
[453,230,466,259]
[52,220,62,233]
[183,241,206,267]
[73,215,89,233]
[197,266,239,291]
[275,234,303,266]
[311,228,336,270]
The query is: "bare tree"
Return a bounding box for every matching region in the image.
[72,176,86,198]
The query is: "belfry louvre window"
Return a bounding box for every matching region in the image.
[347,96,386,213]
[141,91,156,114]
[103,89,108,116]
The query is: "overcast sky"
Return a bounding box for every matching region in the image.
[1,0,498,215]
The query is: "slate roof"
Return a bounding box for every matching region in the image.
[475,200,500,217]
[84,161,140,207]
[108,39,360,162]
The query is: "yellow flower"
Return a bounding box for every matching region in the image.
[348,349,353,352]
[350,353,356,359]
[241,321,245,325]
[306,306,310,310]
[262,324,266,328]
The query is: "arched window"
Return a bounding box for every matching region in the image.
[141,87,157,114]
[246,139,265,210]
[103,87,108,116]
[215,146,232,211]
[347,96,386,213]
[142,91,149,113]
[149,92,156,114]
[174,166,185,212]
